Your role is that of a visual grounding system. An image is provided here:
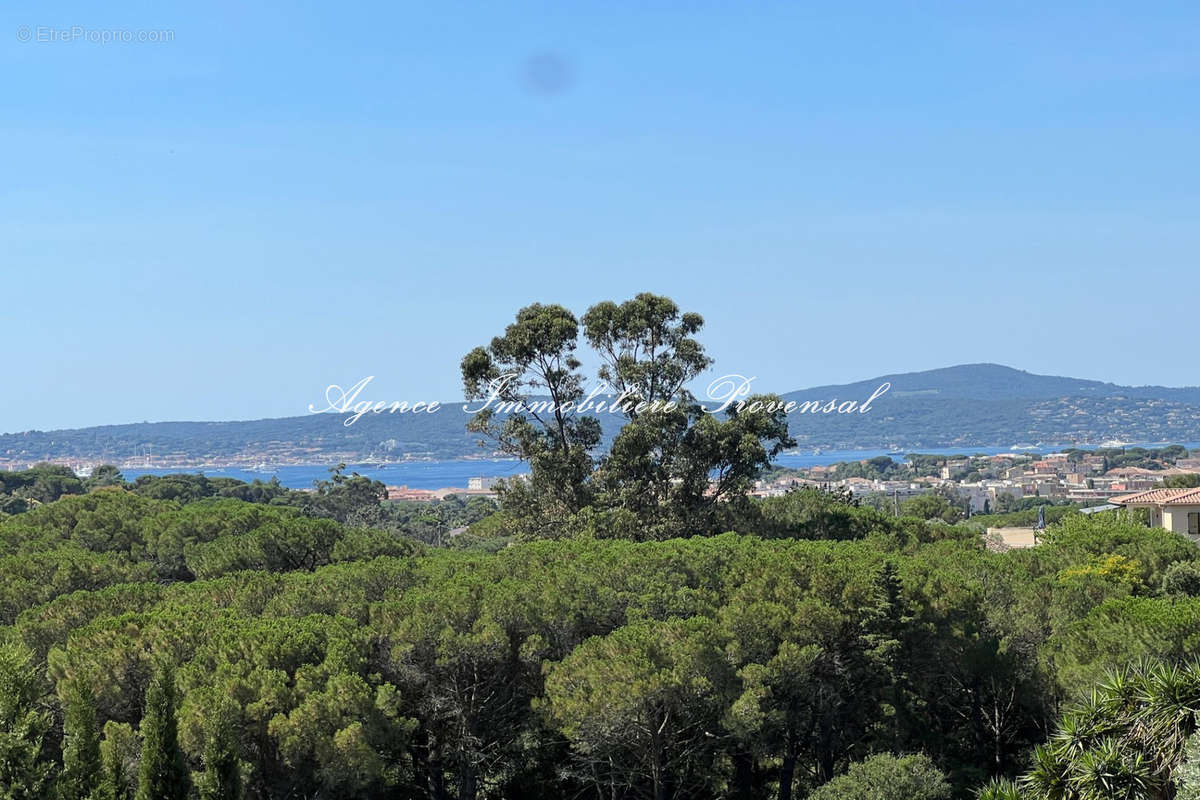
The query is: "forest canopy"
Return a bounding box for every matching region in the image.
[1,478,1199,799]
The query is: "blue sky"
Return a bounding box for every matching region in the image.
[3,1,1199,431]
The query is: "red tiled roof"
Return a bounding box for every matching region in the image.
[1105,467,1162,477]
[1111,488,1200,506]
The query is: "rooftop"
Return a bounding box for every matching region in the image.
[1111,488,1200,506]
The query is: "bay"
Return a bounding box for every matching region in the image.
[115,442,1200,491]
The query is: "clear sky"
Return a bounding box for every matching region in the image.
[3,1,1199,432]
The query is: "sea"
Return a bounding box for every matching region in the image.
[115,442,1200,491]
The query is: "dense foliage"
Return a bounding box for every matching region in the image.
[0,478,1196,798]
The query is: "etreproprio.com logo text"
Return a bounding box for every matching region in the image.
[17,26,175,44]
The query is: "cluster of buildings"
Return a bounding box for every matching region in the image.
[948,454,1200,513]
[750,473,930,504]
[756,452,1200,516]
[385,475,502,502]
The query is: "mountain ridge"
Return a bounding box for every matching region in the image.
[788,363,1200,403]
[4,364,1199,463]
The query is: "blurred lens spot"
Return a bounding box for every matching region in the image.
[521,51,575,96]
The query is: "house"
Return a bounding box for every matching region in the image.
[988,483,1024,504]
[1111,488,1200,540]
[1004,466,1027,480]
[1106,466,1164,479]
[841,477,875,496]
[387,485,438,502]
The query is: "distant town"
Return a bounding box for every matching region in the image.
[383,476,503,502]
[5,445,1199,515]
[750,445,1200,515]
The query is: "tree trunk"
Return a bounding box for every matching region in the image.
[652,728,667,800]
[458,766,477,800]
[778,752,797,800]
[731,749,755,800]
[429,738,446,800]
[816,715,835,784]
[778,726,800,800]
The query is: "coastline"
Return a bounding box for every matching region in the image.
[106,442,1200,491]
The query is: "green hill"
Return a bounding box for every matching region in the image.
[2,364,1198,463]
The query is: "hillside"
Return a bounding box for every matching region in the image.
[782,363,1200,449]
[3,364,1199,464]
[791,363,1200,403]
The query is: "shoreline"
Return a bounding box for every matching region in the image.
[37,441,1194,491]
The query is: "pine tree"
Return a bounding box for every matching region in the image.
[197,698,242,800]
[0,640,54,800]
[58,682,103,800]
[134,663,189,800]
[98,722,137,800]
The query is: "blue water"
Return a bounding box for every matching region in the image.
[120,459,531,490]
[117,443,1200,490]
